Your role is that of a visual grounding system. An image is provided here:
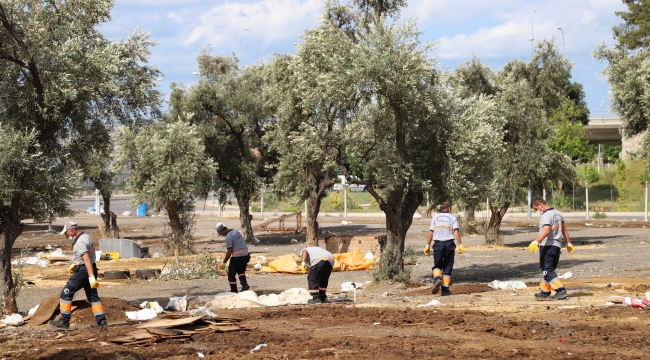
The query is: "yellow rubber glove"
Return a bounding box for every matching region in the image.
[457,245,464,254]
[89,275,99,289]
[423,246,430,256]
[218,261,226,271]
[300,261,308,273]
[68,264,75,274]
[528,241,539,253]
[567,243,574,254]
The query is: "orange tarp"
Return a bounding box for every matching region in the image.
[259,249,374,274]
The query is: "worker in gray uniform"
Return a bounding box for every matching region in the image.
[424,201,464,296]
[217,223,250,293]
[48,221,107,329]
[300,247,335,304]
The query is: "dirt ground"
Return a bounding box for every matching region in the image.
[2,213,650,359]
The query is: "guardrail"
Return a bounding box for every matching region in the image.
[587,116,620,124]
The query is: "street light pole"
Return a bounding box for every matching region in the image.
[530,10,537,60]
[240,28,250,63]
[557,27,565,56]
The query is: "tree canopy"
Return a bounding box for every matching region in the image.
[0,0,161,313]
[613,0,650,50]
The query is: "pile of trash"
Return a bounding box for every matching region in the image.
[259,249,375,274]
[620,291,650,309]
[204,288,312,309]
[487,280,528,290]
[110,313,251,346]
[11,248,69,268]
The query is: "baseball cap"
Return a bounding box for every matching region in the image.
[216,223,226,234]
[60,221,78,234]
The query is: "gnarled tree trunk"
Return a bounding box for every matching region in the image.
[306,194,322,247]
[235,193,255,245]
[486,199,508,245]
[100,195,119,238]
[0,206,23,314]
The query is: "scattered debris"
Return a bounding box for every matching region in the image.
[250,343,267,353]
[1,314,24,326]
[125,308,158,321]
[488,280,527,290]
[558,272,574,279]
[166,296,188,312]
[417,299,442,308]
[341,282,364,292]
[110,314,251,346]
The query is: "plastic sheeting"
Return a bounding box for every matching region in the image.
[259,249,375,274]
[205,288,312,309]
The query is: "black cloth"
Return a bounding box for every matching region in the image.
[432,240,456,277]
[307,260,333,293]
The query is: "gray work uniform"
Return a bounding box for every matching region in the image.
[73,233,96,264]
[538,208,564,248]
[225,230,249,257]
[301,247,334,267]
[430,213,459,241]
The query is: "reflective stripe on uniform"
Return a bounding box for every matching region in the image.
[60,300,72,313]
[232,248,249,255]
[549,277,563,289]
[433,268,442,278]
[540,281,552,292]
[442,275,451,286]
[91,302,104,315]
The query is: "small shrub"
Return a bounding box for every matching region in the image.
[263,193,279,210]
[251,205,261,212]
[593,211,607,219]
[283,205,298,212]
[158,253,224,280]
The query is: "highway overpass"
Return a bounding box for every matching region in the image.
[584,116,642,159]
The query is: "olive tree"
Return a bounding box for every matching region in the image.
[0,0,161,313]
[338,19,450,279]
[169,54,274,244]
[112,122,214,259]
[265,16,358,246]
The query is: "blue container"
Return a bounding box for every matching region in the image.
[137,203,148,217]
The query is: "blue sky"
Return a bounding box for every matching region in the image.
[100,0,627,117]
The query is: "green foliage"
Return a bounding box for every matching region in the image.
[601,145,621,162]
[372,247,411,284]
[321,192,360,211]
[639,169,650,184]
[0,0,161,309]
[594,45,650,159]
[113,122,215,257]
[0,247,30,314]
[550,99,595,163]
[263,193,279,210]
[593,211,608,219]
[158,253,224,280]
[251,205,261,212]
[170,51,274,243]
[579,166,601,184]
[613,0,650,50]
[616,160,628,210]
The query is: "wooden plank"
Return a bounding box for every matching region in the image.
[252,211,301,231]
[211,325,244,332]
[146,327,183,336]
[134,333,157,341]
[136,316,203,329]
[109,336,138,343]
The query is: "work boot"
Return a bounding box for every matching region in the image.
[307,298,322,305]
[553,289,569,300]
[90,320,108,328]
[241,284,250,292]
[431,278,442,294]
[534,291,551,301]
[441,288,452,296]
[48,318,69,330]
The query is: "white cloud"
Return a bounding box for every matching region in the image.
[404,0,627,60]
[183,0,322,49]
